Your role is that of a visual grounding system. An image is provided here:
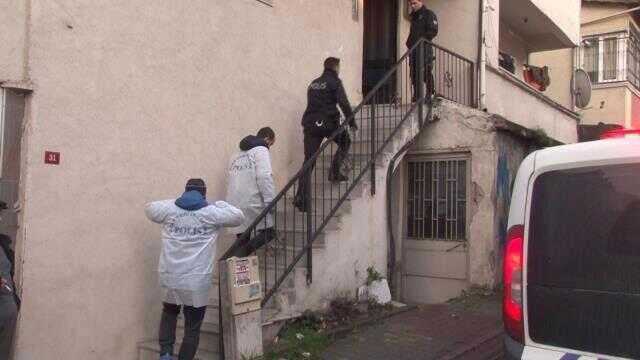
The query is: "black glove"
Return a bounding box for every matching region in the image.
[349,121,358,131]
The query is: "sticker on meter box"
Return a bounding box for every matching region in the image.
[234,259,251,286]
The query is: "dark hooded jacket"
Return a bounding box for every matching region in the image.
[406,6,438,61]
[301,69,355,128]
[239,135,269,151]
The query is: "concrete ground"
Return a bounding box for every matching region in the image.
[321,295,504,360]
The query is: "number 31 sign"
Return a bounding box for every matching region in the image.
[44,151,60,165]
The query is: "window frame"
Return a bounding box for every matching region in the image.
[581,32,628,84]
[403,153,471,242]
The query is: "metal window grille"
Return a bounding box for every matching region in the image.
[406,158,468,241]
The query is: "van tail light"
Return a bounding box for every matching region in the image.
[601,129,640,139]
[503,224,525,343]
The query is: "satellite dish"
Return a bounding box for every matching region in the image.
[572,69,592,109]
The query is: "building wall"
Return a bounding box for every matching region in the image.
[486,67,579,143]
[398,0,481,62]
[581,86,628,126]
[0,0,27,82]
[630,90,640,128]
[529,48,574,109]
[394,100,500,289]
[499,20,530,80]
[14,1,363,359]
[582,3,632,36]
[531,0,581,45]
[493,130,529,285]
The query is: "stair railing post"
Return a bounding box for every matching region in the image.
[417,40,425,127]
[306,172,313,285]
[370,102,376,196]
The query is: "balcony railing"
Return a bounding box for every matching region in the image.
[580,34,640,90]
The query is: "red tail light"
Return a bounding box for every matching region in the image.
[601,129,640,139]
[503,224,524,343]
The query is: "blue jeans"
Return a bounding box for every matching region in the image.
[159,302,206,360]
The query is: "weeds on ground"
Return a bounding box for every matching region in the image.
[261,315,329,360]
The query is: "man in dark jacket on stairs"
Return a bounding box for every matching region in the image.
[293,57,358,213]
[407,0,438,101]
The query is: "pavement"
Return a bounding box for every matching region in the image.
[321,295,504,360]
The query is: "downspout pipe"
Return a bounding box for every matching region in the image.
[478,0,488,110]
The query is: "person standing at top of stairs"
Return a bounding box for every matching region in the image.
[226,127,277,257]
[293,57,358,213]
[407,0,438,102]
[145,179,244,360]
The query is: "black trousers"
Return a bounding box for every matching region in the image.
[295,122,351,209]
[159,302,207,360]
[234,227,276,257]
[0,295,17,360]
[409,51,435,101]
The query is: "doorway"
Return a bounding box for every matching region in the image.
[402,155,470,304]
[0,89,25,246]
[362,0,398,102]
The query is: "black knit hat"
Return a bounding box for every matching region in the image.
[185,178,206,197]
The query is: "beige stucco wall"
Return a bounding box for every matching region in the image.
[580,86,628,126]
[394,101,502,289]
[531,0,581,45]
[581,3,633,36]
[0,0,27,82]
[14,1,363,359]
[486,67,578,143]
[398,0,480,62]
[529,48,574,109]
[499,20,530,80]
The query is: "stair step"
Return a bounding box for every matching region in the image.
[275,211,340,231]
[176,320,220,353]
[138,340,220,360]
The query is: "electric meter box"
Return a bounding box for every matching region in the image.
[226,256,262,315]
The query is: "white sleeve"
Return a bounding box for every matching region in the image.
[202,201,245,227]
[254,148,276,205]
[145,200,174,224]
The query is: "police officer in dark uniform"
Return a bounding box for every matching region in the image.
[407,0,438,101]
[293,57,357,212]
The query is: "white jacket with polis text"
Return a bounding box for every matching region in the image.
[145,196,244,300]
[226,136,276,234]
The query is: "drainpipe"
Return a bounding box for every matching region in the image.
[478,0,488,110]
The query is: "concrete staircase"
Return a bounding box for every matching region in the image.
[137,104,423,360]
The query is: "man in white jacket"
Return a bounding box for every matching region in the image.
[145,179,244,360]
[226,127,276,257]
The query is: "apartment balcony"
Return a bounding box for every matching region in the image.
[501,0,580,51]
[580,34,640,91]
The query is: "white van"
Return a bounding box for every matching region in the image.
[504,130,640,359]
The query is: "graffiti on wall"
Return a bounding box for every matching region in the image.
[496,151,512,246]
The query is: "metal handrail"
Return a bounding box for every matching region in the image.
[220,39,475,307]
[222,39,422,260]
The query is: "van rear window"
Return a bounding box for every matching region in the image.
[527,163,640,357]
[528,163,640,293]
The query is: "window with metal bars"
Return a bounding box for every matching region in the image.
[406,158,468,241]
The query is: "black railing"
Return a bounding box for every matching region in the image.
[219,40,475,308]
